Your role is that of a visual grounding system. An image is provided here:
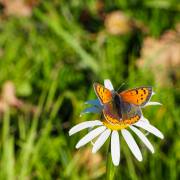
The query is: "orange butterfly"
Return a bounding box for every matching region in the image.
[93,83,152,125]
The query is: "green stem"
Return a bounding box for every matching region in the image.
[106,144,116,180]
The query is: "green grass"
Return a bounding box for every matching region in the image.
[0,0,179,179]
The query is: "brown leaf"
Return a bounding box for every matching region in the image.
[104,11,132,35]
[1,81,23,108]
[0,101,8,113]
[137,24,180,86]
[0,81,38,114]
[0,0,39,17]
[0,81,24,113]
[74,147,105,178]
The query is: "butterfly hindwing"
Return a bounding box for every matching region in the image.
[119,87,152,106]
[103,101,141,125]
[93,83,113,104]
[103,101,121,124]
[120,101,142,124]
[102,94,141,125]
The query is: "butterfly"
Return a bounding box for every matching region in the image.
[93,83,152,125]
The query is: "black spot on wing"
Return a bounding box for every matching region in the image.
[140,87,153,106]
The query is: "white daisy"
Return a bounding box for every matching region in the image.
[69,80,164,166]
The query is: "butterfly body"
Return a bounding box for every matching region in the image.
[113,93,122,117]
[103,94,122,122]
[94,83,152,125]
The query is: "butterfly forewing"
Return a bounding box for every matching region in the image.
[93,83,112,104]
[119,87,152,106]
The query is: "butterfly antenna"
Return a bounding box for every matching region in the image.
[117,83,126,92]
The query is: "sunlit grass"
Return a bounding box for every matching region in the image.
[0,0,179,179]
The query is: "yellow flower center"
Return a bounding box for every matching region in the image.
[103,119,129,130]
[101,109,140,130]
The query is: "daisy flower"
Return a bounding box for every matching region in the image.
[69,80,164,166]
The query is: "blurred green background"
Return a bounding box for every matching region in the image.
[0,0,180,179]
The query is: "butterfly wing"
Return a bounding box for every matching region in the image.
[120,101,142,124]
[93,83,113,105]
[103,101,121,124]
[119,87,152,106]
[103,101,142,125]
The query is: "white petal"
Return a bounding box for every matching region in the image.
[104,79,114,91]
[130,126,154,153]
[121,129,142,161]
[134,121,164,139]
[139,116,150,124]
[92,129,111,153]
[85,99,102,108]
[75,126,106,148]
[111,131,120,166]
[69,120,103,136]
[80,107,101,116]
[139,117,150,136]
[152,91,155,96]
[144,101,162,107]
